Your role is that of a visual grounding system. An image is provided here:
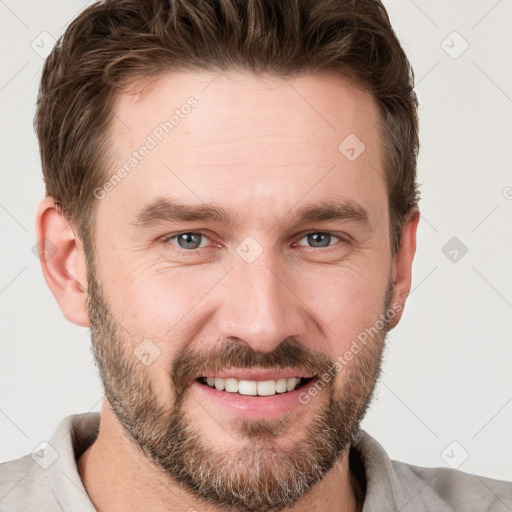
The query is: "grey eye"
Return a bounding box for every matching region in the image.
[172,233,206,250]
[308,233,331,247]
[296,232,339,248]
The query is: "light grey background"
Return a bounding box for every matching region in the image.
[1,0,511,482]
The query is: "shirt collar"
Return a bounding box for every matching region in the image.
[45,412,99,512]
[45,412,400,511]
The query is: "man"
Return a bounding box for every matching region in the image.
[1,0,510,511]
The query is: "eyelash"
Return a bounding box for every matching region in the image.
[161,231,346,254]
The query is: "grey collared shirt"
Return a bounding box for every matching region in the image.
[1,412,511,511]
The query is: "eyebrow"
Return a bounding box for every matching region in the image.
[131,196,370,229]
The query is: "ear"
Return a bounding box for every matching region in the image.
[35,197,91,327]
[388,208,420,329]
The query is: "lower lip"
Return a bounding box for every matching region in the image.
[191,379,316,419]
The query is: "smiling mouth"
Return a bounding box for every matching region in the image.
[196,376,316,396]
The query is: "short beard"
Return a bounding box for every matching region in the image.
[85,253,392,512]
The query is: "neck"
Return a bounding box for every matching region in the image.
[77,401,364,512]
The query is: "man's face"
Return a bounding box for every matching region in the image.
[85,71,399,511]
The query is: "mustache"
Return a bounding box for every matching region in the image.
[171,337,336,402]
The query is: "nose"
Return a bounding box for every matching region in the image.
[215,252,307,354]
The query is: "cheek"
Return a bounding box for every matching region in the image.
[105,266,215,404]
[104,259,211,331]
[296,262,390,356]
[101,261,228,384]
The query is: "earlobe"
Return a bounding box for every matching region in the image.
[388,208,420,329]
[35,197,91,327]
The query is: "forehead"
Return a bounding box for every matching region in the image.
[113,70,381,151]
[101,70,387,229]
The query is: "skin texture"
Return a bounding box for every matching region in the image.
[36,70,419,512]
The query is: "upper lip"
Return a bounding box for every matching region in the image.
[197,368,316,381]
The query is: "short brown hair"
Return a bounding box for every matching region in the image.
[35,0,419,256]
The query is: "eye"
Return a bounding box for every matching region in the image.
[162,232,213,251]
[160,230,346,254]
[294,232,343,249]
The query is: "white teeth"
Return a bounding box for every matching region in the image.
[203,376,304,395]
[238,380,257,395]
[257,380,276,396]
[275,378,288,393]
[224,378,239,393]
[286,377,298,392]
